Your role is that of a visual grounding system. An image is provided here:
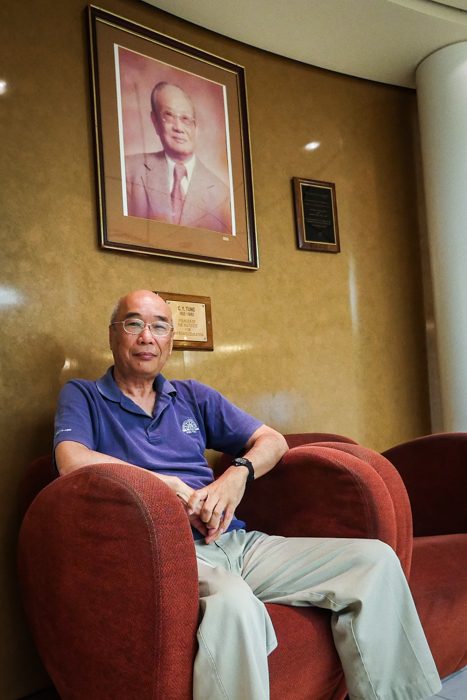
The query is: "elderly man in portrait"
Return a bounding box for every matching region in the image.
[125,81,232,233]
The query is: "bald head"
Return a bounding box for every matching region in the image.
[150,82,195,120]
[150,82,197,162]
[110,290,172,326]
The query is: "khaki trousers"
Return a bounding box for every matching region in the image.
[193,530,441,700]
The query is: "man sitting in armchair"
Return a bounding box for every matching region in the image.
[54,288,441,700]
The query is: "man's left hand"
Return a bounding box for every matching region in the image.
[185,466,248,544]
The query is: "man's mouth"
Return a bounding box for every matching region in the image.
[134,352,157,360]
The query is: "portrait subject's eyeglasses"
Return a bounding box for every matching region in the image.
[161,110,196,128]
[111,319,173,338]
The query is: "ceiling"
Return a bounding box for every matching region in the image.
[144,0,467,88]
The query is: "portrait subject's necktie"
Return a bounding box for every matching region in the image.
[171,162,187,225]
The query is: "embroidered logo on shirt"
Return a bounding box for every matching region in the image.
[181,418,200,434]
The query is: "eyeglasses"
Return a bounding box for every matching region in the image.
[111,319,173,338]
[160,110,195,128]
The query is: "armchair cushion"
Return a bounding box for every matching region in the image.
[410,534,467,676]
[268,604,345,700]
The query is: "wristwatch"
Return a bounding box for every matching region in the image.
[232,457,255,482]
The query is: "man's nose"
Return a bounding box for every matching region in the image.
[138,325,155,342]
[172,116,185,130]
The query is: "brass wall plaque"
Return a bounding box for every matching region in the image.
[157,291,213,351]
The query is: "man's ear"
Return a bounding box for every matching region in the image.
[150,110,160,136]
[108,325,116,354]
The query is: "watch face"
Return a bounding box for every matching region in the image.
[233,457,254,480]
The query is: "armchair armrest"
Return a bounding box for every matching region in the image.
[236,444,407,572]
[382,433,467,536]
[312,442,413,574]
[284,432,357,448]
[18,462,198,700]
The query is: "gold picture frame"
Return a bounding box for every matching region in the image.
[88,6,258,268]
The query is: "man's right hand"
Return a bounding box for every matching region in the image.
[163,476,210,538]
[55,442,211,537]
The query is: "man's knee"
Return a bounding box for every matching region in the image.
[199,566,261,614]
[198,565,277,658]
[347,538,401,573]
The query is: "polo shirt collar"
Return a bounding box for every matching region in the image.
[96,367,177,405]
[154,372,177,396]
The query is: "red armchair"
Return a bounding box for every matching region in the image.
[382,433,467,678]
[17,432,464,699]
[279,433,467,680]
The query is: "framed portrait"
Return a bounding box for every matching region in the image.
[292,177,340,253]
[87,6,258,269]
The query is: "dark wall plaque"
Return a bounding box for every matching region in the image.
[293,177,340,253]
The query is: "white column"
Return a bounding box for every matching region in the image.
[416,42,467,432]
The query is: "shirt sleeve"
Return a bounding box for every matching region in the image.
[53,381,98,452]
[190,381,263,455]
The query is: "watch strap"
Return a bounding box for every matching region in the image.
[232,457,255,481]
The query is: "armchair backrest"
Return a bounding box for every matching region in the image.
[19,454,57,521]
[383,432,467,536]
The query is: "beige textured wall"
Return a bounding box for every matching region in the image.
[1,0,430,695]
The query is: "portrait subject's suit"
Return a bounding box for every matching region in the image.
[125,151,232,233]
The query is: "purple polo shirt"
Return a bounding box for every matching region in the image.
[54,367,262,536]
